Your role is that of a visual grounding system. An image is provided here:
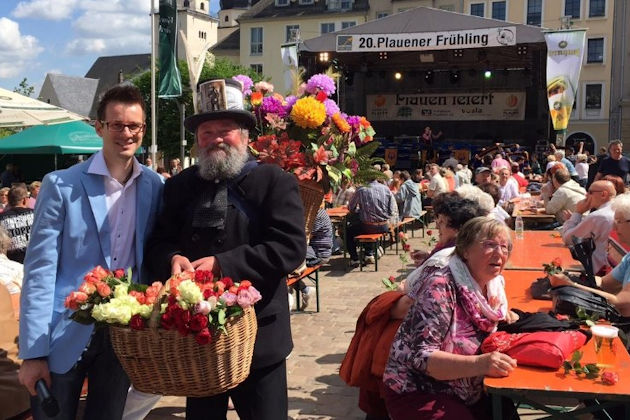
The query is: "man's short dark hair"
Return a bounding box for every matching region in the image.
[8,185,28,207]
[553,168,571,184]
[96,84,146,121]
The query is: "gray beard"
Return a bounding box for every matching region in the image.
[197,144,248,181]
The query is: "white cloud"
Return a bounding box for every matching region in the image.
[12,0,78,20]
[65,8,151,56]
[0,18,43,78]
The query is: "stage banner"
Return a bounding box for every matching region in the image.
[384,148,398,167]
[158,0,182,98]
[366,92,525,121]
[544,30,586,131]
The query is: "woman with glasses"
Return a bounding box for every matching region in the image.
[384,217,518,420]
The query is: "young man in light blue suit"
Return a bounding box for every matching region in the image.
[18,85,164,420]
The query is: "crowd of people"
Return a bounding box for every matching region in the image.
[2,78,630,420]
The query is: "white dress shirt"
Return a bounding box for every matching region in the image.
[88,151,142,272]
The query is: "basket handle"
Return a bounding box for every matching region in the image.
[148,279,170,330]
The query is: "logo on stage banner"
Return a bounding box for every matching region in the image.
[544,30,586,131]
[158,0,182,98]
[365,92,525,121]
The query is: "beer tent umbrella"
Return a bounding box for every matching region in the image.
[0,87,87,128]
[0,121,102,169]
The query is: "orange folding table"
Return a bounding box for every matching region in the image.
[506,230,582,271]
[489,270,630,419]
[326,206,350,259]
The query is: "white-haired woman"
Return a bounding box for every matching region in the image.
[384,217,517,419]
[551,192,630,316]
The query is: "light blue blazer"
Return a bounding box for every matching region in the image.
[18,155,164,374]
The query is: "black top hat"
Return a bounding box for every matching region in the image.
[184,78,256,132]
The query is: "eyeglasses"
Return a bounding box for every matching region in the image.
[614,219,630,225]
[480,240,511,254]
[100,121,146,134]
[587,189,605,194]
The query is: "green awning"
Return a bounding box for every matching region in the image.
[0,121,102,154]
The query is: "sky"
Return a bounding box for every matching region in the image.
[0,0,220,96]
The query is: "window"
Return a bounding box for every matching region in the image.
[564,0,581,18]
[250,64,263,74]
[321,23,335,34]
[224,15,228,22]
[527,0,542,26]
[275,0,289,5]
[328,0,351,11]
[585,83,602,110]
[341,21,356,29]
[286,25,300,42]
[589,0,605,17]
[250,27,263,55]
[200,2,204,10]
[587,38,604,63]
[376,11,389,19]
[492,1,506,20]
[470,3,484,17]
[299,0,314,4]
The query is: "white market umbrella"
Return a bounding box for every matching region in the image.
[0,87,88,128]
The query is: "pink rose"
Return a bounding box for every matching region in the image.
[195,301,211,315]
[602,371,619,385]
[237,287,262,308]
[96,282,111,298]
[220,292,238,306]
[79,281,96,295]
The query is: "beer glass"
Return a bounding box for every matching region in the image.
[591,325,619,367]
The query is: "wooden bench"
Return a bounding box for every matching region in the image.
[354,233,388,271]
[287,265,321,312]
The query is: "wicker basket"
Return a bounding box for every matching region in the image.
[298,178,325,241]
[109,306,257,397]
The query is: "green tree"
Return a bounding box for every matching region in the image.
[14,77,34,97]
[132,56,261,161]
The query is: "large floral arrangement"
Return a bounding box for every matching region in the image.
[65,266,261,345]
[233,72,376,188]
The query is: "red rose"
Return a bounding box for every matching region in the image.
[113,269,125,278]
[176,309,191,327]
[130,314,146,330]
[177,324,190,337]
[239,280,252,288]
[426,230,433,236]
[228,286,239,294]
[403,244,411,252]
[552,257,562,267]
[222,277,234,288]
[195,328,212,345]
[189,313,208,332]
[602,371,619,385]
[388,275,396,282]
[160,313,175,329]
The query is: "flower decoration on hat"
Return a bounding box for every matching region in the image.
[233,72,376,189]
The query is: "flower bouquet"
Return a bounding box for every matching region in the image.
[64,266,261,397]
[233,72,379,238]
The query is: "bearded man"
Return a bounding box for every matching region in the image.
[145,78,306,420]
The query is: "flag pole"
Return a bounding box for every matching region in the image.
[150,0,158,164]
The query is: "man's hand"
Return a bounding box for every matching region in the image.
[191,256,221,276]
[549,272,573,287]
[171,254,194,275]
[19,359,50,396]
[560,209,572,221]
[575,195,592,214]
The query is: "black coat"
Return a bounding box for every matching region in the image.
[146,163,306,368]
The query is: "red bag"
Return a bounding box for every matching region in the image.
[481,330,588,369]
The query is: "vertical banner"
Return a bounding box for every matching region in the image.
[158,0,182,98]
[281,43,298,92]
[544,30,586,134]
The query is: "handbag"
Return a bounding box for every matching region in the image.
[481,330,589,369]
[551,285,621,322]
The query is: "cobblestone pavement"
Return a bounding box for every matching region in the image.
[145,228,431,420]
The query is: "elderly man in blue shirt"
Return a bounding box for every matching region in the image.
[347,179,399,265]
